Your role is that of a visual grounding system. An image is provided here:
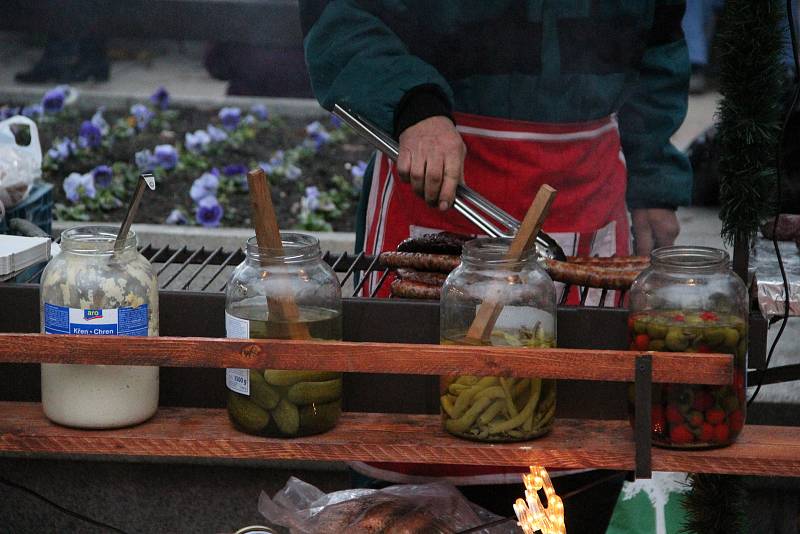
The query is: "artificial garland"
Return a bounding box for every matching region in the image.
[681,473,749,534]
[716,0,785,246]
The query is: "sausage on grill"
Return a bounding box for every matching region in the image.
[390,278,442,300]
[566,255,650,266]
[396,268,450,286]
[543,259,644,290]
[380,251,461,273]
[396,232,473,255]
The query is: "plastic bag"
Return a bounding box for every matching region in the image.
[0,116,42,214]
[258,477,520,534]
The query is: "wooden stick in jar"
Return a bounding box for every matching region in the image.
[246,168,311,340]
[465,185,557,344]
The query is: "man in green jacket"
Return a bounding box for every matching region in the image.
[301,1,691,531]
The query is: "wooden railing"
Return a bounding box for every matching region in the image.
[0,334,798,479]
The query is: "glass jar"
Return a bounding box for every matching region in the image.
[440,237,557,442]
[40,226,159,428]
[225,233,342,437]
[628,246,747,448]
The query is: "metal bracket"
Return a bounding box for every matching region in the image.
[634,354,653,479]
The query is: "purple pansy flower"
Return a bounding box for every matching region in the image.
[190,172,219,202]
[185,129,211,154]
[302,186,320,212]
[219,107,241,130]
[350,160,368,180]
[329,114,343,129]
[250,104,269,121]
[78,120,103,149]
[22,105,43,119]
[349,160,368,188]
[206,124,228,143]
[47,138,76,162]
[91,108,109,135]
[0,107,18,120]
[150,86,170,110]
[304,120,331,151]
[153,144,178,170]
[258,161,274,175]
[222,163,248,177]
[42,87,66,113]
[63,172,96,203]
[91,165,113,188]
[165,208,188,225]
[130,103,154,130]
[135,149,154,171]
[196,195,223,227]
[285,164,301,181]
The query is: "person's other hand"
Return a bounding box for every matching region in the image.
[631,208,680,256]
[397,116,466,211]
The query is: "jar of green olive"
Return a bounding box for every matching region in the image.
[628,246,747,448]
[439,237,557,442]
[225,233,342,437]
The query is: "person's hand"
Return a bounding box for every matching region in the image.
[397,116,466,211]
[631,208,680,256]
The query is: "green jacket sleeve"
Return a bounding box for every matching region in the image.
[618,2,693,210]
[302,0,454,135]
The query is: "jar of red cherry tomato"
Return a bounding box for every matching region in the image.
[628,246,747,448]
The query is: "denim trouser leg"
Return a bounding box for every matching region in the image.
[683,0,715,66]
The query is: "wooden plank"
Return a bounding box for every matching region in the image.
[0,402,632,470]
[0,334,732,384]
[1,403,798,477]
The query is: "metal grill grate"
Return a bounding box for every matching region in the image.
[12,243,622,306]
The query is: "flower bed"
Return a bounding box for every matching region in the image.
[1,86,372,231]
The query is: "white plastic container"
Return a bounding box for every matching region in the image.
[40,225,159,428]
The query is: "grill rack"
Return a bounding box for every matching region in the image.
[16,243,623,307]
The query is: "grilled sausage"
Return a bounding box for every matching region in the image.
[396,268,450,286]
[390,278,442,300]
[380,252,461,273]
[543,259,643,290]
[396,232,473,255]
[565,255,650,266]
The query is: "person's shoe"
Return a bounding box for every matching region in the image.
[68,38,110,83]
[68,56,110,83]
[15,40,77,84]
[689,65,708,94]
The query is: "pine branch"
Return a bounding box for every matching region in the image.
[681,473,749,534]
[717,0,786,246]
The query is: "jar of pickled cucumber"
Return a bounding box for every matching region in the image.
[628,246,747,448]
[40,225,159,428]
[225,233,342,437]
[440,237,557,442]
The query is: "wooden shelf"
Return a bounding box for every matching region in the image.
[1,403,798,477]
[0,334,733,385]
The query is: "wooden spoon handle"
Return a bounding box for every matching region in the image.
[247,169,311,340]
[465,185,557,344]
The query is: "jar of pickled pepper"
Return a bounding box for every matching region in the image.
[225,233,343,437]
[628,246,747,448]
[440,237,557,442]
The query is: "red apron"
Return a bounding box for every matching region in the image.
[356,112,630,485]
[364,112,631,299]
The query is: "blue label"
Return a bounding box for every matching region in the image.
[44,303,149,336]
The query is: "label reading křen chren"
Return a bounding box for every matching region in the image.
[43,303,149,336]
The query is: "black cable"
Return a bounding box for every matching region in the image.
[747,0,799,406]
[0,475,130,534]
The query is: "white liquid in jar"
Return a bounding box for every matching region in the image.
[41,364,158,428]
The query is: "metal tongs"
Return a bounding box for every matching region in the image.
[333,104,566,261]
